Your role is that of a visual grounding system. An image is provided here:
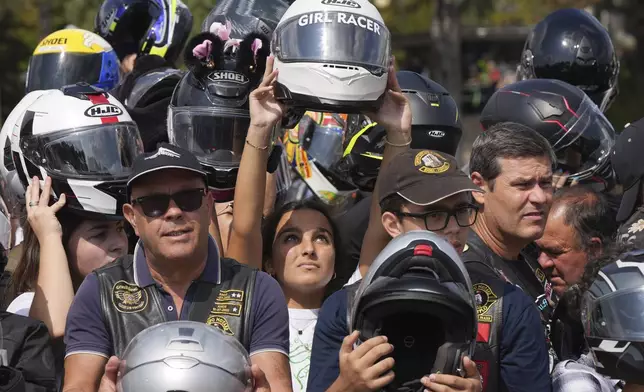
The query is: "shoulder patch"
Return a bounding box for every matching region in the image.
[473,283,498,323]
[112,280,148,313]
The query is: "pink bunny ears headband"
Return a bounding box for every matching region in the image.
[185,21,270,80]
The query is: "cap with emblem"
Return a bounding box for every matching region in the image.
[611,119,644,222]
[127,143,208,198]
[377,149,482,206]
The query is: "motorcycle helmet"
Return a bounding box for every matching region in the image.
[337,71,462,192]
[117,321,253,392]
[350,231,477,391]
[583,249,644,384]
[11,84,144,218]
[0,196,10,254]
[168,28,274,202]
[272,0,392,113]
[201,0,291,38]
[480,78,615,190]
[95,0,193,64]
[26,28,119,93]
[517,8,619,113]
[283,111,357,208]
[0,91,49,201]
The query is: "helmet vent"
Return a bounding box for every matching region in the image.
[322,64,359,71]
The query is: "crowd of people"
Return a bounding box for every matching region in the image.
[0,0,641,391]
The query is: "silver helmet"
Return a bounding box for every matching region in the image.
[117,321,253,392]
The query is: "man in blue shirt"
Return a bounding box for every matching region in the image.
[308,150,551,392]
[63,144,291,392]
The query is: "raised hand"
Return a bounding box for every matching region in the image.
[249,56,285,130]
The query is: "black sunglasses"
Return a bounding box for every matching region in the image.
[131,188,207,218]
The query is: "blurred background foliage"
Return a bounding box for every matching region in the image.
[0,0,642,129]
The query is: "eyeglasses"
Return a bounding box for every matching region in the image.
[395,204,479,231]
[131,188,206,218]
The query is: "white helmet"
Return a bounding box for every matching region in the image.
[118,321,253,392]
[11,84,144,218]
[272,0,391,113]
[0,196,11,251]
[0,90,49,201]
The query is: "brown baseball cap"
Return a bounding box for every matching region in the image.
[377,149,482,206]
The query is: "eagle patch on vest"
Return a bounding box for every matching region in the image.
[207,315,235,336]
[473,283,498,323]
[112,280,148,313]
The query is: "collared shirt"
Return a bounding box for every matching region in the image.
[64,236,289,358]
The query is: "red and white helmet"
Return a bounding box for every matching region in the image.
[10,84,144,218]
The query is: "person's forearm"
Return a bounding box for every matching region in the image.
[30,235,75,338]
[226,125,272,268]
[358,133,411,272]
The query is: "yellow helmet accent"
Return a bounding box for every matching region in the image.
[33,29,113,56]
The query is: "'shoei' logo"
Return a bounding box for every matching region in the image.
[321,0,362,8]
[428,130,445,138]
[84,103,123,118]
[207,71,250,84]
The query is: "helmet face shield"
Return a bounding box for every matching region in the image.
[21,123,142,180]
[272,11,391,73]
[168,106,250,169]
[549,96,615,183]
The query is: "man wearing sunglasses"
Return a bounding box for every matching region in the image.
[307,150,550,392]
[63,144,292,392]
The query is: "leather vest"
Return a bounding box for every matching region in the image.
[465,232,559,372]
[95,255,257,357]
[459,253,505,392]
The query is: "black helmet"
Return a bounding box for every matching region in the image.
[350,231,477,390]
[337,71,462,192]
[95,0,193,65]
[110,55,183,152]
[583,249,644,384]
[481,78,616,190]
[517,8,619,113]
[201,0,291,39]
[200,0,304,130]
[167,30,273,202]
[398,71,462,155]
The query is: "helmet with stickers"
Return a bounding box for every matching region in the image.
[26,28,120,93]
[272,0,392,113]
[11,84,144,219]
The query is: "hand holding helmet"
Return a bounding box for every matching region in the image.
[364,61,412,145]
[249,56,285,131]
[336,331,395,392]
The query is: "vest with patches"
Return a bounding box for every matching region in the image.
[95,255,256,357]
[458,255,505,392]
[466,232,559,373]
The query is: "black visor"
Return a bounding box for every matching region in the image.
[26,52,103,92]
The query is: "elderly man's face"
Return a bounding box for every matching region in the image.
[535,205,591,297]
[124,169,212,262]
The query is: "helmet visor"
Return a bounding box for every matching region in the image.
[550,96,615,180]
[583,287,644,340]
[272,11,391,71]
[21,123,143,179]
[26,52,104,92]
[168,107,250,168]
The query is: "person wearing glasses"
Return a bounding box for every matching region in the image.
[62,143,292,392]
[307,149,550,392]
